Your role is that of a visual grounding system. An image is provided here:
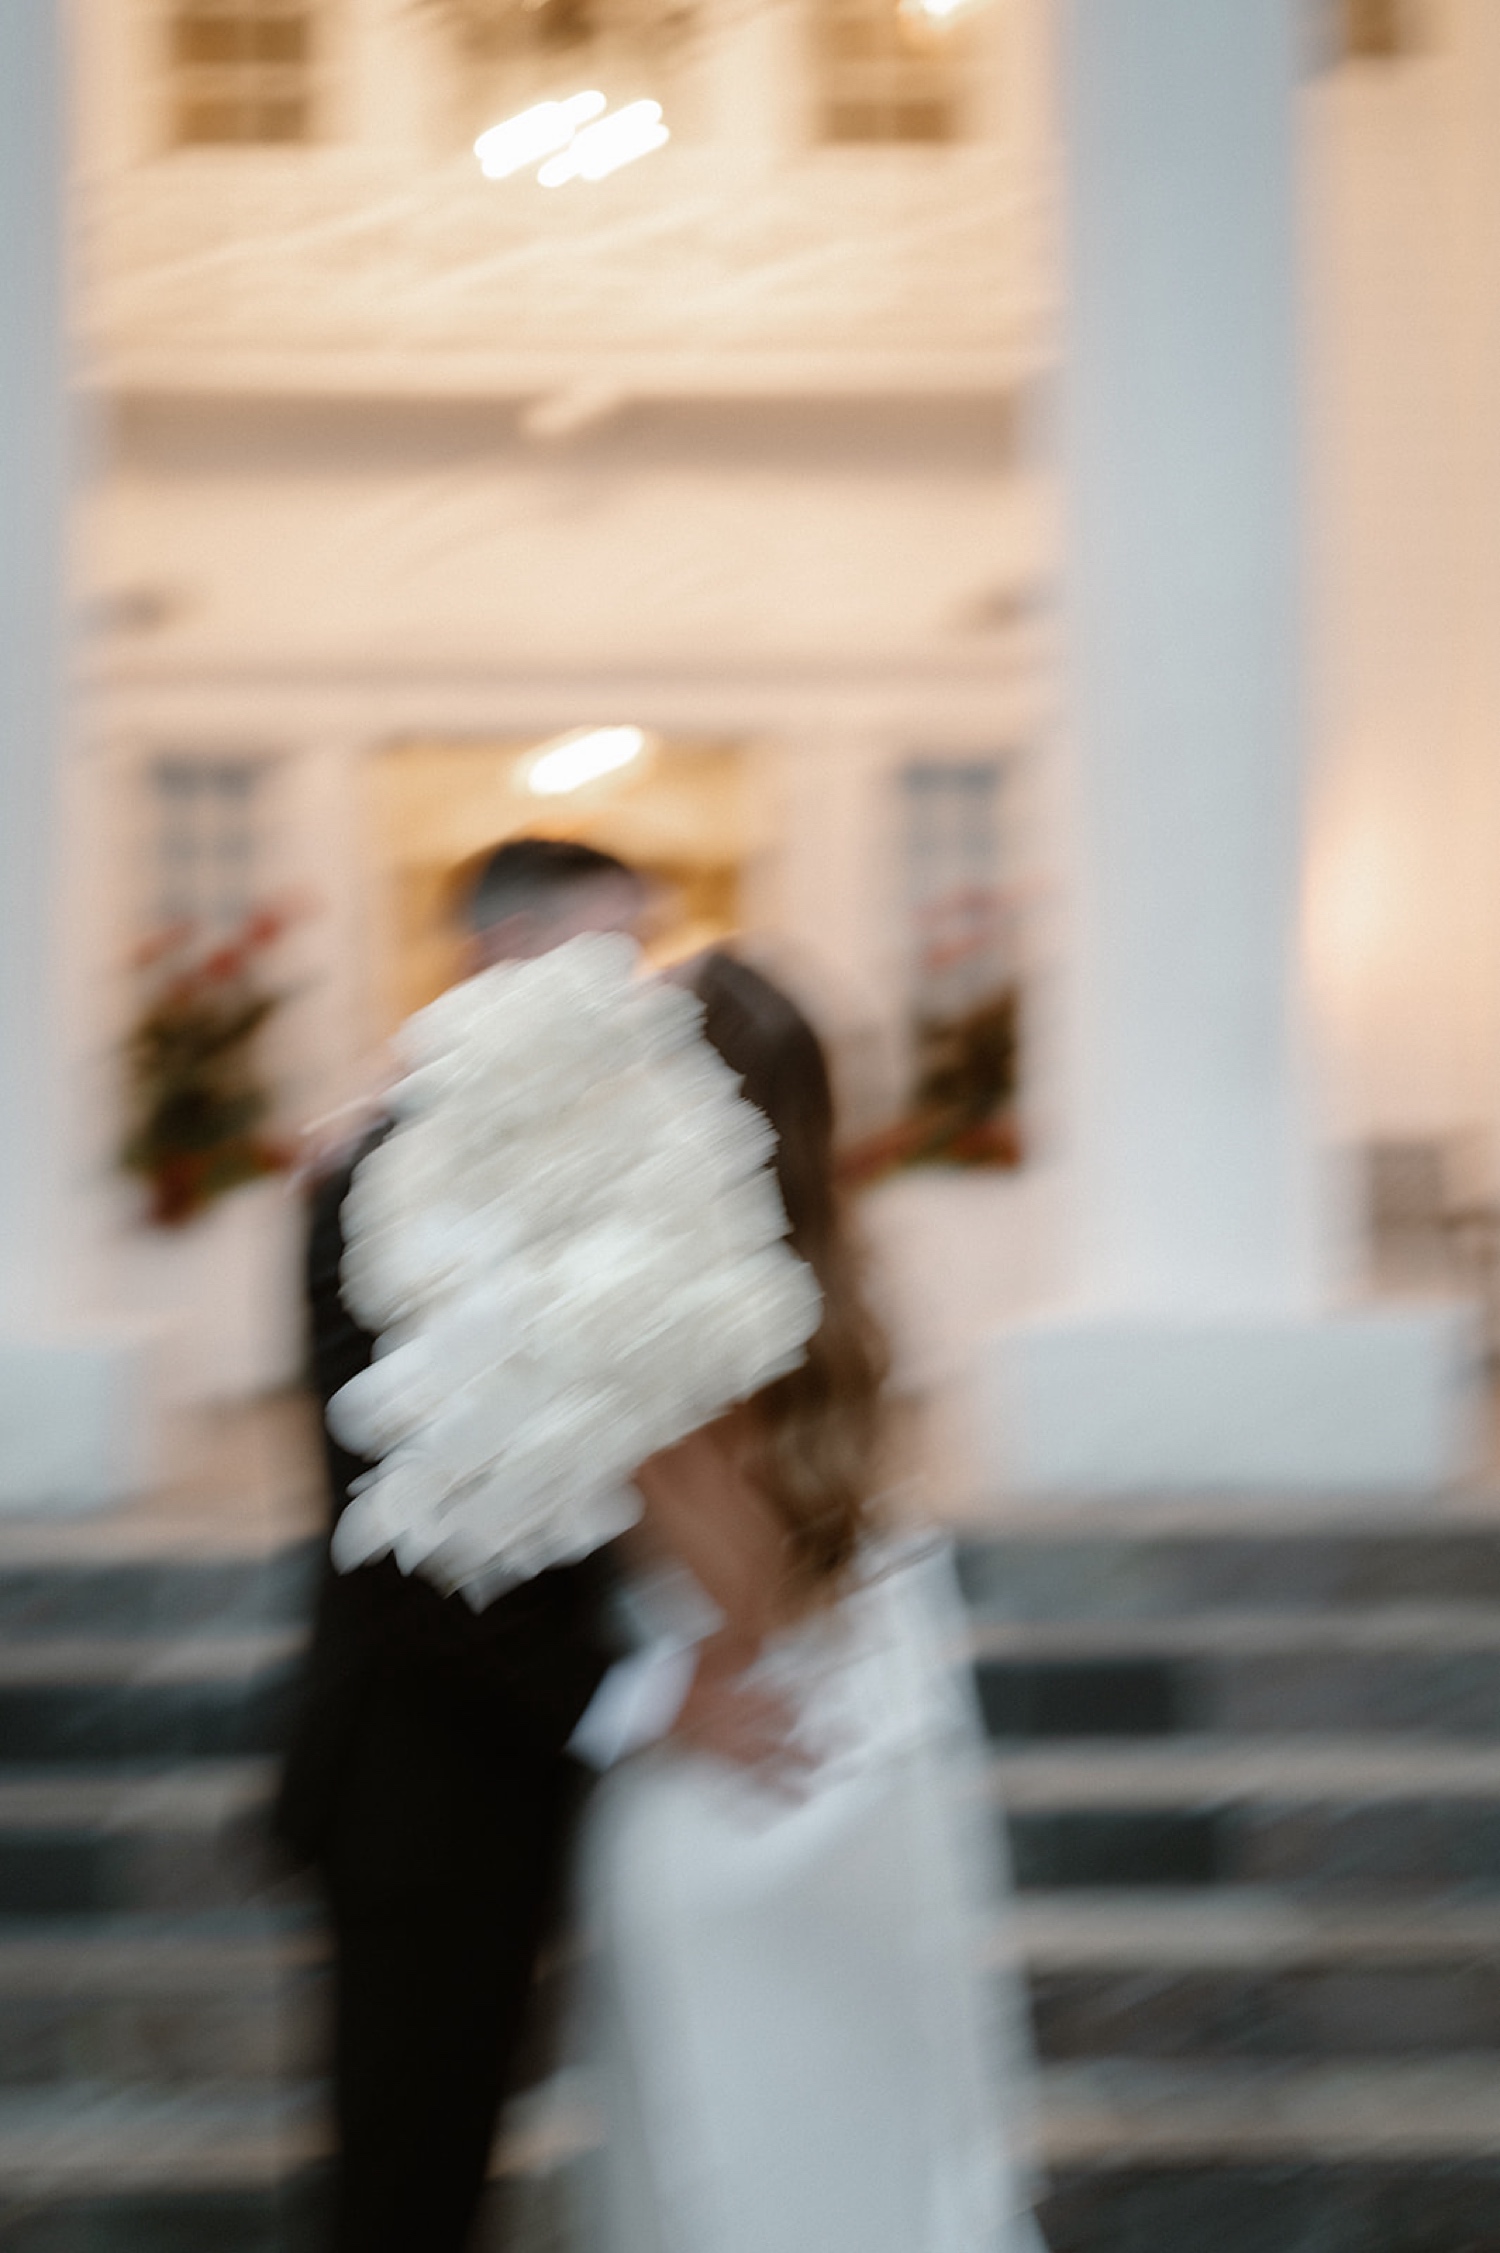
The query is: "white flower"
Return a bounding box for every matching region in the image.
[329,935,821,1603]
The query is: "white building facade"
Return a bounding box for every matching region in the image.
[2,0,1496,1501]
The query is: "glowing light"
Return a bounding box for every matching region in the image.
[898,0,984,21]
[537,101,669,186]
[524,726,649,796]
[474,91,607,180]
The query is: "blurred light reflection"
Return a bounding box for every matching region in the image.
[524,726,650,796]
[538,101,671,186]
[473,92,609,181]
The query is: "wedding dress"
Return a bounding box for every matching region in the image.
[573,1535,1047,2253]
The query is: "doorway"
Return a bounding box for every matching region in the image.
[363,731,766,1031]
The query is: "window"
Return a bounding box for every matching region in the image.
[814,0,962,144]
[903,761,1008,1024]
[148,756,270,935]
[168,1,315,145]
[1340,0,1422,58]
[1308,0,1428,69]
[896,759,1023,1165]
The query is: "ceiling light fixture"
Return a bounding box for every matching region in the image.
[474,91,607,180]
[537,100,670,185]
[524,726,649,796]
[899,0,985,22]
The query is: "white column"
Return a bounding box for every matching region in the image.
[700,0,805,156]
[981,0,1476,1494]
[0,4,70,1327]
[1067,0,1319,1319]
[345,0,440,157]
[0,5,151,1510]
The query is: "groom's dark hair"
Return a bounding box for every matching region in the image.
[465,836,641,932]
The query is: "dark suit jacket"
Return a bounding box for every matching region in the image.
[276,1134,620,1899]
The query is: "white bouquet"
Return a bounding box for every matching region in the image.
[326,934,822,1606]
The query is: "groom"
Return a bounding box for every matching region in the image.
[279,838,790,2253]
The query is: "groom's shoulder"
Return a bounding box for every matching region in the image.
[308,1118,393,1232]
[304,1119,394,1320]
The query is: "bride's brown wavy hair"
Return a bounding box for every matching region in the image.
[690,952,889,1590]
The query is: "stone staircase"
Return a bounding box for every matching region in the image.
[3,1508,1500,2248]
[962,1517,1500,2251]
[0,1542,328,2250]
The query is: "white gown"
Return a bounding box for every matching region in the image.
[572,1537,1047,2253]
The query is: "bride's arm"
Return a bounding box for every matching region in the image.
[631,1414,787,1662]
[627,1418,812,1782]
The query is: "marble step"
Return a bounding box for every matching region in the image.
[956,1517,1500,1623]
[4,1892,1500,2096]
[970,1608,1500,1739]
[9,1510,1500,1643]
[1038,2060,1500,2253]
[0,1635,305,1765]
[10,1737,1500,1913]
[992,1737,1500,1892]
[0,2085,329,2253]
[0,1763,291,1917]
[9,1605,1500,1774]
[5,1886,1500,2102]
[1042,2055,1500,2165]
[0,1545,321,1641]
[0,2078,567,2248]
[0,1912,326,2089]
[1039,2163,1500,2253]
[0,2062,1497,2253]
[0,1911,561,2098]
[497,2062,1500,2252]
[1016,1892,1500,2062]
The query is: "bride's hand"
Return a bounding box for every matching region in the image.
[670,1633,811,1794]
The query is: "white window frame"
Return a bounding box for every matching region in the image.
[145,751,275,939]
[165,0,319,146]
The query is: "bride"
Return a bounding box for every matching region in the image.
[573,952,1047,2253]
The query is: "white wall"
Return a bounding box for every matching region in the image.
[1303,3,1500,1185]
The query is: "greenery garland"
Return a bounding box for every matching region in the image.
[120,903,300,1228]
